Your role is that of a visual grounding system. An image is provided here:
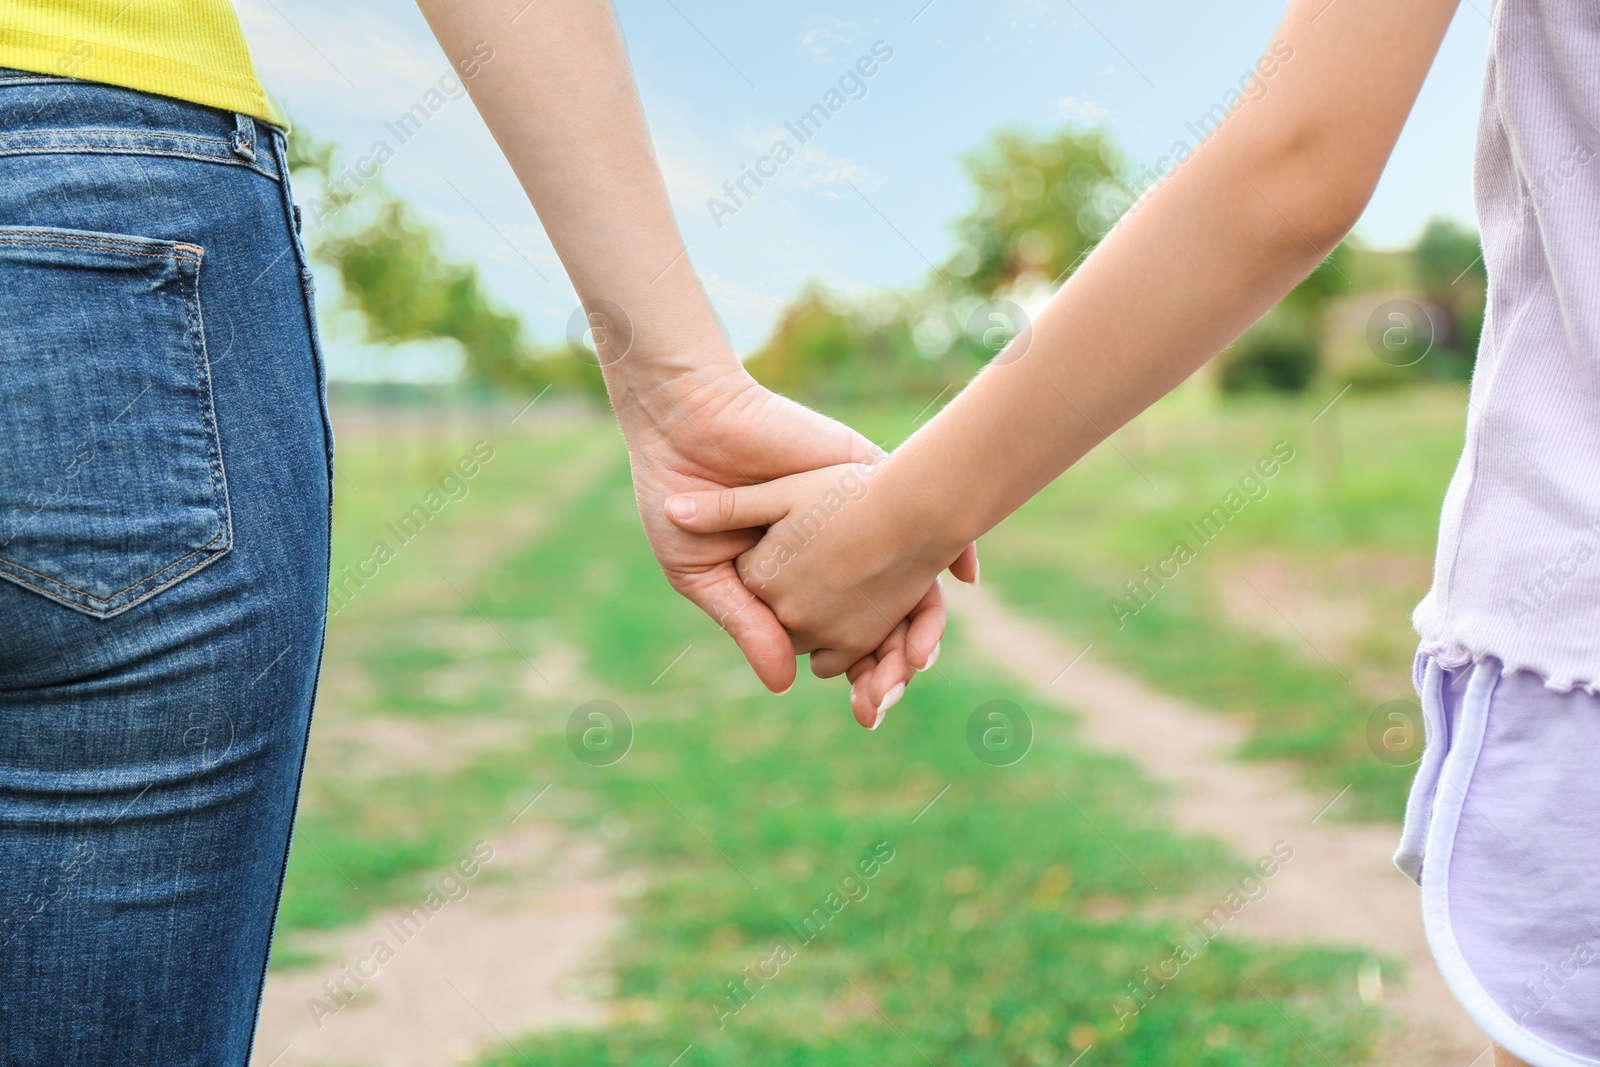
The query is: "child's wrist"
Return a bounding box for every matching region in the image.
[870,456,977,574]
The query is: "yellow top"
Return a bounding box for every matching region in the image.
[0,0,284,126]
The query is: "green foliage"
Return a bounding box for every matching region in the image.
[750,128,1135,405]
[744,285,977,407]
[749,115,1490,405]
[317,199,529,386]
[1414,215,1486,364]
[943,128,1129,295]
[1415,216,1485,297]
[284,127,604,397]
[1218,308,1321,394]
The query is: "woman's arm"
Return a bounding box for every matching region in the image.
[414,0,973,694]
[666,0,1463,693]
[415,0,724,395]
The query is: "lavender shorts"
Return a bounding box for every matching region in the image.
[1396,656,1600,1066]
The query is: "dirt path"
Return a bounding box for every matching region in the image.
[250,827,620,1067]
[250,417,627,1067]
[947,582,1490,1067]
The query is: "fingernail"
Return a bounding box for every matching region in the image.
[667,495,696,522]
[777,680,794,696]
[872,683,905,729]
[918,642,941,672]
[974,559,981,584]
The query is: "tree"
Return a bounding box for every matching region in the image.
[942,128,1130,296]
[744,284,959,405]
[284,127,599,395]
[1414,216,1486,362]
[1218,308,1320,393]
[1215,241,1356,393]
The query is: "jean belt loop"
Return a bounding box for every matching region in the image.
[230,113,257,163]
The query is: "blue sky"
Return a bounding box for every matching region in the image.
[239,0,1492,362]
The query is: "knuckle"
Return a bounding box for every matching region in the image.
[715,489,741,527]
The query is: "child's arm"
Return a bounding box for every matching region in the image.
[666,0,1462,711]
[415,0,974,695]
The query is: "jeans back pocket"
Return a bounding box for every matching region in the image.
[0,226,232,618]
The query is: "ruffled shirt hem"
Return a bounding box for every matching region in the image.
[1415,637,1600,697]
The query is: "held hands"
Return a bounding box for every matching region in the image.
[620,363,971,712]
[664,460,975,727]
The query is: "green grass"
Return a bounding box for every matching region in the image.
[838,384,1465,820]
[273,411,1390,1065]
[273,420,611,934]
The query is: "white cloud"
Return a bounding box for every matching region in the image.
[1056,95,1111,125]
[794,143,884,198]
[796,14,860,64]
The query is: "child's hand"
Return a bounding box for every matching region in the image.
[664,462,974,725]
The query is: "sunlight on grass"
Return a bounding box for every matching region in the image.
[272,409,1390,1064]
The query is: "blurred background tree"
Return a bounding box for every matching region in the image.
[286,128,603,398]
[748,121,1486,404]
[1217,240,1356,394]
[747,128,1131,405]
[941,127,1128,296]
[289,121,1486,406]
[1414,215,1487,366]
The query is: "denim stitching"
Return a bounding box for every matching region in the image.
[0,230,203,262]
[0,226,203,248]
[0,226,203,249]
[0,237,201,264]
[243,129,334,1061]
[0,144,280,182]
[0,127,237,147]
[0,237,233,615]
[178,244,236,567]
[0,527,226,603]
[0,543,231,619]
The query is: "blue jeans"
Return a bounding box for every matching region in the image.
[0,72,331,1065]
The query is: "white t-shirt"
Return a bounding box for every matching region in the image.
[1413,0,1600,692]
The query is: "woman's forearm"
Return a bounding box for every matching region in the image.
[886,0,1461,562]
[415,0,735,404]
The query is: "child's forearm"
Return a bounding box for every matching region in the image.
[885,0,1460,562]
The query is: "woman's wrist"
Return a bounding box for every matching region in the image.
[605,350,749,447]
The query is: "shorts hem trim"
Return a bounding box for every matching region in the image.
[1419,661,1600,1067]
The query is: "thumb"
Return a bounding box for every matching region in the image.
[665,482,791,534]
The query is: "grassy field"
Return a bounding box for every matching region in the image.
[839,382,1466,821]
[270,399,1396,1065]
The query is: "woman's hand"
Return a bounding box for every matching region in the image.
[415,0,978,708]
[663,455,972,724]
[627,365,973,707]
